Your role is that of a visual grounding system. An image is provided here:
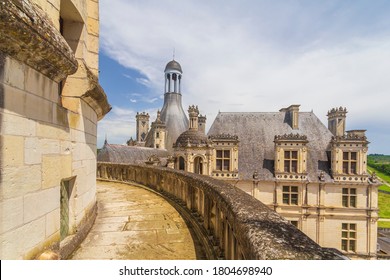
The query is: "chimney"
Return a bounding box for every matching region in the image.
[327,107,347,136]
[280,105,300,129]
[188,105,199,131]
[198,114,206,134]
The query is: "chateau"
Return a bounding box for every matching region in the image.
[100,59,379,259]
[0,0,378,260]
[0,0,110,259]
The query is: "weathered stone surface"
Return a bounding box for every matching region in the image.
[1,135,24,167]
[70,181,198,260]
[80,64,111,120]
[62,61,111,120]
[97,162,345,260]
[23,186,59,223]
[0,0,78,82]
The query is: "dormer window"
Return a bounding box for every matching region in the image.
[209,134,239,179]
[329,130,369,182]
[274,134,308,181]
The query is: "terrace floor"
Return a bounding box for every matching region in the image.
[70,181,199,260]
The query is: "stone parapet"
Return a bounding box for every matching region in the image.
[97,162,345,260]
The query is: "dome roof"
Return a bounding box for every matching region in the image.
[174,130,209,147]
[165,60,182,73]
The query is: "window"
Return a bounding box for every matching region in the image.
[216,150,230,171]
[179,157,185,171]
[284,150,298,173]
[342,152,357,174]
[341,223,356,252]
[342,188,357,207]
[156,132,160,139]
[282,186,298,205]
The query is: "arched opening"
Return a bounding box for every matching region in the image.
[194,157,203,175]
[179,156,185,171]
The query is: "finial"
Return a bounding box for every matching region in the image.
[173,48,175,60]
[104,134,108,145]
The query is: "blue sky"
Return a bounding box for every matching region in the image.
[98,0,390,154]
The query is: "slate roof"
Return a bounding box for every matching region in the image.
[207,111,333,182]
[97,143,169,165]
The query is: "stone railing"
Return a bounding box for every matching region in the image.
[97,162,344,260]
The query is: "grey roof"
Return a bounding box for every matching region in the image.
[97,144,169,165]
[174,129,209,147]
[207,111,333,181]
[164,60,182,73]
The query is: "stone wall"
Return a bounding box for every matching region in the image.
[235,178,378,259]
[97,162,344,260]
[0,0,109,259]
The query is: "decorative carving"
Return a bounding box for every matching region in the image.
[188,105,199,116]
[274,133,308,141]
[126,137,137,146]
[145,154,161,165]
[319,171,325,182]
[331,131,368,142]
[327,107,347,116]
[208,133,239,141]
[369,172,378,183]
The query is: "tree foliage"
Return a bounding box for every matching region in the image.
[368,154,390,176]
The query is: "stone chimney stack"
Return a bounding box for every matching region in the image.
[280,105,300,130]
[198,114,206,134]
[136,112,150,144]
[327,107,347,136]
[188,105,199,131]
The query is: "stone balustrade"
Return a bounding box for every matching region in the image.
[97,162,344,260]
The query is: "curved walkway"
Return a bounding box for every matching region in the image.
[70,181,197,260]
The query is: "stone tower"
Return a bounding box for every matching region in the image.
[136,112,150,144]
[327,107,347,136]
[159,59,189,151]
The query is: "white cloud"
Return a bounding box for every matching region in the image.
[122,73,132,79]
[136,77,152,87]
[99,0,390,153]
